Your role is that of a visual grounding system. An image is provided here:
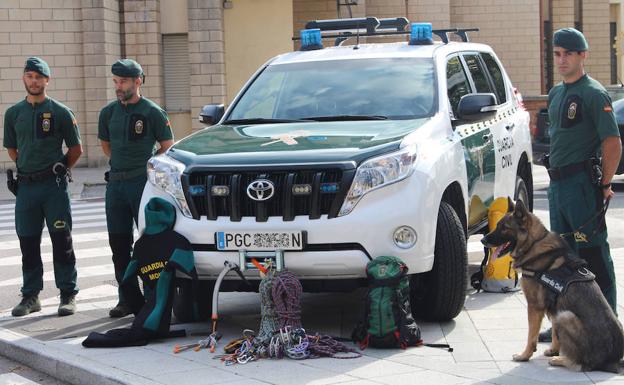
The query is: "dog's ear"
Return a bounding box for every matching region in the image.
[514,199,528,220]
[507,197,515,213]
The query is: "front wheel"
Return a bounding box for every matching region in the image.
[410,201,467,321]
[514,175,530,210]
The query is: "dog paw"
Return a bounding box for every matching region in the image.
[544,348,559,357]
[548,356,564,367]
[512,353,530,362]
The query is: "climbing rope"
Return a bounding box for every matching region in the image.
[271,270,302,329]
[257,270,280,344]
[215,327,360,365]
[308,334,361,359]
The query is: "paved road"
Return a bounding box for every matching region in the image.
[0,355,68,385]
[0,198,121,323]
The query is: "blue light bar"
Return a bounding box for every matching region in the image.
[409,23,433,45]
[300,28,323,51]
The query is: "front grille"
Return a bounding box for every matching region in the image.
[184,168,355,221]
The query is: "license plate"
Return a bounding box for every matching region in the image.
[216,231,304,251]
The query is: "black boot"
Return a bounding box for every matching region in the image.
[109,302,132,318]
[538,327,552,343]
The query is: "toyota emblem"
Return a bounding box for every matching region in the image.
[246,179,275,201]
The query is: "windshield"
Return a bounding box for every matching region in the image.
[227,58,437,121]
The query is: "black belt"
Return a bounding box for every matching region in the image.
[17,168,55,182]
[107,167,146,182]
[547,161,590,181]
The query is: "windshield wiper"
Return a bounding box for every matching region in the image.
[222,118,311,125]
[302,115,388,121]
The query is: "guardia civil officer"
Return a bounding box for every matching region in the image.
[98,59,174,318]
[3,57,83,317]
[538,28,622,342]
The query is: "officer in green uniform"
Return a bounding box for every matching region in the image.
[3,57,83,317]
[539,28,622,342]
[98,59,174,318]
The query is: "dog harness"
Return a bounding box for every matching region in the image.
[526,265,595,296]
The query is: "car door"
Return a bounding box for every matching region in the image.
[446,54,494,229]
[478,52,521,200]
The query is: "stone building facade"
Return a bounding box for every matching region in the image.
[0,0,620,169]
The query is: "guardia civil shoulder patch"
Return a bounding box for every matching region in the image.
[604,105,613,112]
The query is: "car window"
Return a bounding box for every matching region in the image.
[228,58,437,120]
[464,54,493,94]
[481,53,507,104]
[446,56,471,118]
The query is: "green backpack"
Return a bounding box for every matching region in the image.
[353,256,422,349]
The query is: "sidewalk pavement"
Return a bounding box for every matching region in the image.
[2,254,624,385]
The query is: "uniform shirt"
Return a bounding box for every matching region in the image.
[3,97,81,173]
[98,97,173,172]
[548,74,620,168]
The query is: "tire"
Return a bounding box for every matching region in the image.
[514,175,529,210]
[516,160,533,211]
[172,278,214,322]
[410,201,467,321]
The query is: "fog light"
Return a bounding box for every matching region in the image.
[393,226,417,249]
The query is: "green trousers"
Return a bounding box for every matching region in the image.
[105,175,146,301]
[15,176,78,296]
[548,171,616,312]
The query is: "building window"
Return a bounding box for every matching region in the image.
[162,34,190,112]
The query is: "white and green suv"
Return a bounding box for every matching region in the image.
[139,18,533,322]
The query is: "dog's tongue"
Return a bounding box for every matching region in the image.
[490,242,510,260]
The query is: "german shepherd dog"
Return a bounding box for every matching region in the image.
[481,198,624,372]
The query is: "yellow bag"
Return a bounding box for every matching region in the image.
[470,197,520,293]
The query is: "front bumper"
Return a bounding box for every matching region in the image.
[139,170,439,280]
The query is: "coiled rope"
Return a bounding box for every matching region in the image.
[271,270,302,329]
[257,270,280,344]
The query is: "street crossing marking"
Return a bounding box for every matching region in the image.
[0,373,41,385]
[39,284,119,307]
[0,222,111,237]
[0,264,114,287]
[0,247,111,267]
[0,200,105,213]
[0,208,106,221]
[0,231,140,250]
[0,214,107,229]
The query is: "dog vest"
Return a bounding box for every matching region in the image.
[533,265,595,296]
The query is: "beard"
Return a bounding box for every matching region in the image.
[116,89,135,102]
[25,84,43,96]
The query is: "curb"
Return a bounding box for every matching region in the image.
[0,327,157,385]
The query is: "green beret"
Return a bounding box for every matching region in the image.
[554,28,588,51]
[111,59,143,78]
[24,57,50,78]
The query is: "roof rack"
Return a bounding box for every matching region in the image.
[293,17,478,46]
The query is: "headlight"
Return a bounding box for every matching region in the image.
[339,145,417,216]
[147,155,192,218]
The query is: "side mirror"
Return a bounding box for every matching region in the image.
[457,93,497,121]
[199,104,225,125]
